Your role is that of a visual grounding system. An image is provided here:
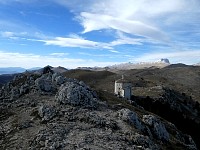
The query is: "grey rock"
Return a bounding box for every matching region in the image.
[55,76,65,85]
[10,87,20,100]
[142,114,170,141]
[38,105,57,121]
[55,81,97,108]
[131,133,159,149]
[118,108,143,130]
[20,84,29,95]
[29,125,67,149]
[18,120,33,130]
[35,76,53,92]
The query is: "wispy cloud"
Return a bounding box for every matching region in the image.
[50,53,69,57]
[40,36,112,49]
[0,31,15,38]
[0,51,118,68]
[80,12,168,42]
[54,0,200,46]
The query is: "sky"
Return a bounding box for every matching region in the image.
[0,0,200,68]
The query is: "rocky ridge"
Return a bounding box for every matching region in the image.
[0,67,197,149]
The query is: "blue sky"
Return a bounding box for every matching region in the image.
[0,0,200,68]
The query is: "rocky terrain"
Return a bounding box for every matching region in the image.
[63,64,200,149]
[0,74,15,87]
[0,66,198,149]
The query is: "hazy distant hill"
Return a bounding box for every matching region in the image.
[0,67,43,75]
[0,67,26,75]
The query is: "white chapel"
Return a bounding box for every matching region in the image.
[114,75,132,100]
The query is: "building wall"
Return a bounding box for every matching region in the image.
[114,81,132,99]
[124,87,131,99]
[114,82,122,95]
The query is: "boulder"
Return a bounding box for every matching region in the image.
[55,76,65,85]
[35,76,53,92]
[55,81,97,108]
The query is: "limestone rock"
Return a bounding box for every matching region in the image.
[29,125,67,149]
[160,58,170,64]
[38,105,57,121]
[35,76,53,92]
[20,84,29,95]
[55,81,97,108]
[55,76,65,85]
[142,114,170,141]
[118,108,143,130]
[10,87,20,100]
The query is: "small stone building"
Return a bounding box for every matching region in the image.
[114,75,132,100]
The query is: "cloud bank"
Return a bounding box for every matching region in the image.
[0,51,119,68]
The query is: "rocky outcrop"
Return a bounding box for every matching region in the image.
[142,114,169,141]
[35,75,54,92]
[117,108,143,130]
[55,81,98,108]
[160,58,170,64]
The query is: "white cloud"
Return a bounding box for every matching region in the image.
[109,32,143,46]
[50,53,69,57]
[0,31,29,40]
[0,31,15,38]
[39,33,145,50]
[0,51,118,68]
[55,0,200,44]
[80,12,168,42]
[134,50,200,64]
[40,36,112,49]
[109,50,120,53]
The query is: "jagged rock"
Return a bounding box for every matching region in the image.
[10,87,20,100]
[42,66,54,74]
[161,58,170,64]
[55,81,97,108]
[19,84,29,95]
[52,73,59,82]
[117,108,143,130]
[35,75,53,92]
[175,132,197,149]
[55,76,65,85]
[29,125,67,149]
[142,114,170,141]
[38,105,57,121]
[131,133,159,149]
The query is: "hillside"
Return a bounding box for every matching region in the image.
[0,74,15,87]
[0,67,198,149]
[62,65,200,148]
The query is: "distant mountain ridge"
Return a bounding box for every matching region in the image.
[106,58,171,70]
[0,66,68,75]
[0,67,26,75]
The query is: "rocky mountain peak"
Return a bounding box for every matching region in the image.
[160,58,170,64]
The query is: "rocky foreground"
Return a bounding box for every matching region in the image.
[0,67,197,149]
